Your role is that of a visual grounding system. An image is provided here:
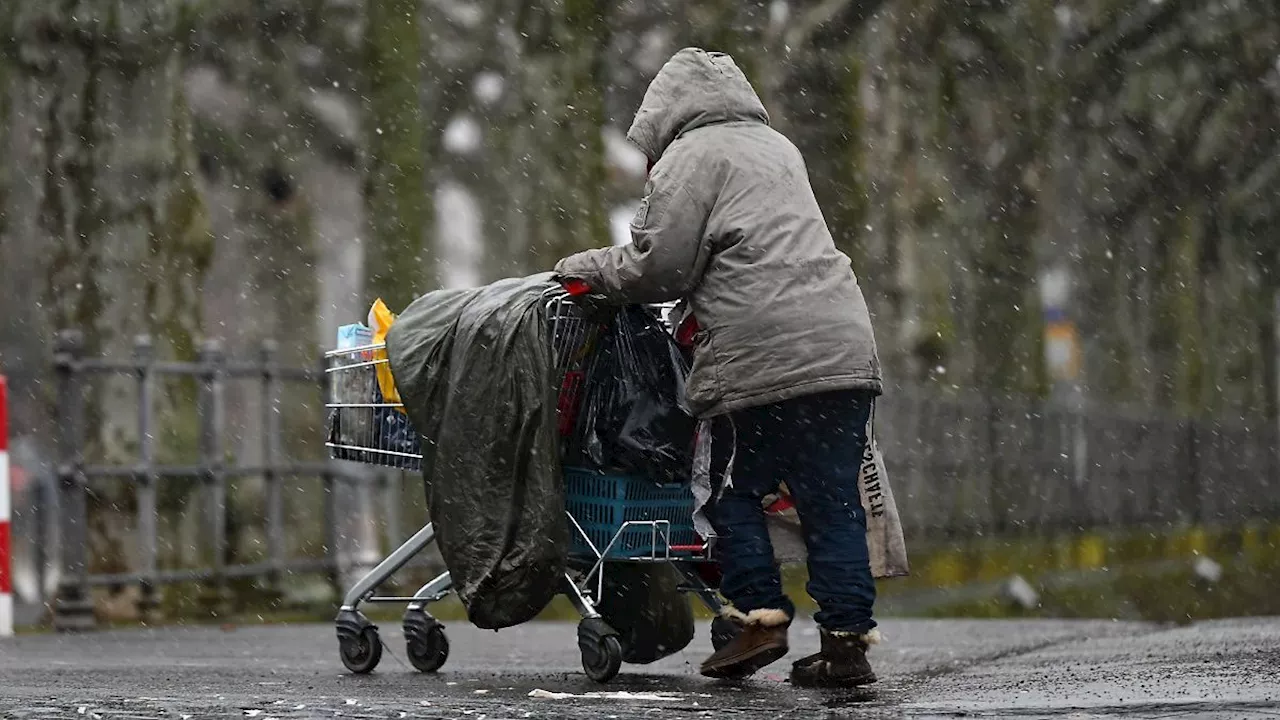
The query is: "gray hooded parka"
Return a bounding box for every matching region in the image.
[555,48,882,418]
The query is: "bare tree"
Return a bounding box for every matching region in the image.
[4,0,214,582]
[364,0,432,308]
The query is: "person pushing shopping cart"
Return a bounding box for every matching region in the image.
[554,47,885,688]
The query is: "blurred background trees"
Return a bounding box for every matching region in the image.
[1,0,1278,619]
[2,0,1278,431]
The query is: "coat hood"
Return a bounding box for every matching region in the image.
[626,48,769,161]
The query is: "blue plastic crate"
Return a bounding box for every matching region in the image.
[563,467,699,559]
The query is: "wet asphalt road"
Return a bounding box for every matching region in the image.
[1,617,1278,719]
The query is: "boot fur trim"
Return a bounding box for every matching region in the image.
[828,628,883,645]
[719,606,791,627]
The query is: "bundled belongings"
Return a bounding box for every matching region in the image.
[325,273,905,681]
[327,302,421,470]
[593,563,696,665]
[567,305,696,484]
[326,383,422,470]
[384,275,697,657]
[386,275,567,630]
[760,412,910,578]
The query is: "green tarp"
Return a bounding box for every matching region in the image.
[385,274,694,659]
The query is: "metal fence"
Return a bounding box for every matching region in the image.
[876,386,1280,537]
[25,332,1280,629]
[41,330,423,630]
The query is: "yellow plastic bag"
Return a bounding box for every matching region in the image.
[368,298,404,410]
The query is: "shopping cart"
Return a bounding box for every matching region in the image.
[325,289,735,683]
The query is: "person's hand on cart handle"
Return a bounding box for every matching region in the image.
[560,278,592,296]
[554,275,618,322]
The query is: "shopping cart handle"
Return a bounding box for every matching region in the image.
[560,278,592,296]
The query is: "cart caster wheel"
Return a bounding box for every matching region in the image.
[578,617,623,684]
[338,625,383,674]
[710,615,741,652]
[336,609,383,674]
[404,609,450,673]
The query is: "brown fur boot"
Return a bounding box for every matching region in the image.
[790,628,880,688]
[699,608,791,679]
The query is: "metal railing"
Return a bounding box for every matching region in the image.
[23,331,1280,629]
[876,385,1280,536]
[44,330,410,630]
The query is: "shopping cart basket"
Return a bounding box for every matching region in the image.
[325,290,735,683]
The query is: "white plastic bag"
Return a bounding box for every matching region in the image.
[763,416,910,579]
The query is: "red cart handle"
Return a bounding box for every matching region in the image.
[560,278,592,296]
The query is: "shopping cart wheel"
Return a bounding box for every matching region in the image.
[403,609,450,673]
[577,617,623,683]
[338,626,383,674]
[710,615,741,652]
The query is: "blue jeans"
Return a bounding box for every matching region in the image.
[707,389,877,633]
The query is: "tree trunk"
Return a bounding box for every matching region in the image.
[363,0,430,309]
[511,0,611,271]
[9,1,214,586]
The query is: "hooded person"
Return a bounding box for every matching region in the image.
[554,48,885,688]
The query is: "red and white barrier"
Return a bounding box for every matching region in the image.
[0,375,11,637]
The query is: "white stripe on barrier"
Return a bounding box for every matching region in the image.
[0,449,8,522]
[1,373,11,637]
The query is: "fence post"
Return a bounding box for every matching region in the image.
[197,340,229,616]
[318,351,342,600]
[1071,405,1088,528]
[133,336,160,621]
[261,340,285,603]
[33,446,48,616]
[52,330,95,631]
[1273,290,1279,500]
[984,394,1004,533]
[1189,418,1205,524]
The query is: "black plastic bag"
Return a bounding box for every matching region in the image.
[370,384,423,468]
[570,305,695,484]
[592,563,695,663]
